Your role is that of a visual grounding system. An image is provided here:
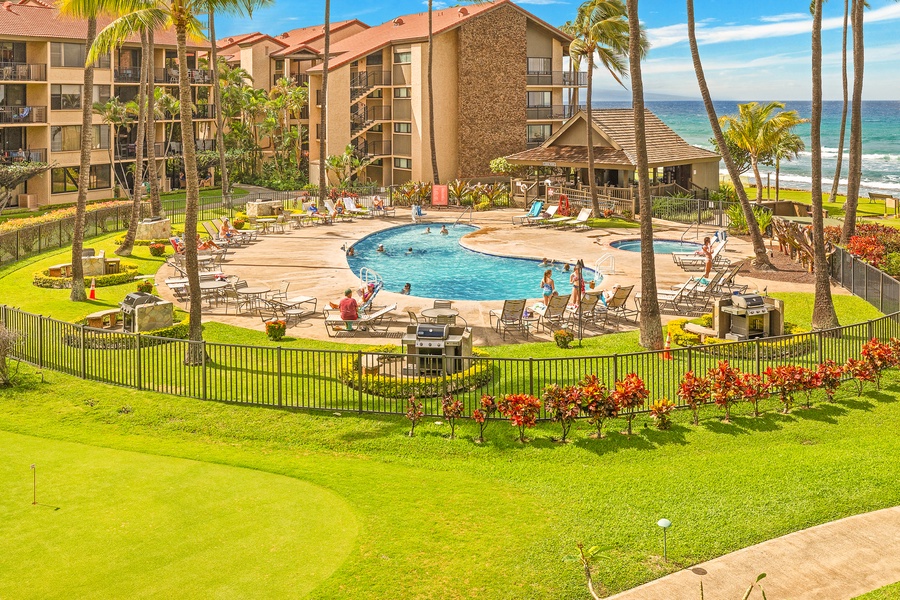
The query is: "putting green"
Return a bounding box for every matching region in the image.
[0,431,357,599]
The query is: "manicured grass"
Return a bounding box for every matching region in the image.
[1,430,356,598]
[585,217,640,229]
[4,365,900,597]
[854,581,900,599]
[769,292,883,329]
[745,186,887,219]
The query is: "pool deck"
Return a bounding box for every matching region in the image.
[154,209,847,346]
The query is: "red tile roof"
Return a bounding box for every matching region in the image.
[222,20,368,58]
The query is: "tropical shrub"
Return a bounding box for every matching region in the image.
[554,329,574,349]
[861,338,896,389]
[844,357,875,394]
[668,318,701,347]
[740,372,769,417]
[797,366,821,409]
[816,360,843,402]
[441,393,464,439]
[136,280,153,294]
[232,217,247,230]
[612,373,649,435]
[0,200,130,234]
[497,393,541,443]
[472,394,498,443]
[708,360,742,422]
[0,325,22,387]
[846,223,900,268]
[578,374,615,439]
[764,365,805,413]
[542,384,581,442]
[33,264,140,289]
[148,242,167,257]
[649,398,675,430]
[727,204,771,236]
[405,395,424,436]
[678,370,709,425]
[265,320,286,341]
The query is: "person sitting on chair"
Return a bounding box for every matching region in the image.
[220,218,238,241]
[373,196,385,211]
[339,288,359,331]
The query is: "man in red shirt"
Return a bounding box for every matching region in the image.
[339,288,359,330]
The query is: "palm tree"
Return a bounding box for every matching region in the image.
[828,0,849,205]
[318,0,331,207]
[155,88,179,155]
[626,0,661,350]
[686,0,774,270]
[719,101,807,202]
[207,7,230,203]
[771,131,804,201]
[568,0,636,217]
[840,0,864,244]
[145,29,162,216]
[426,0,439,185]
[810,0,839,330]
[93,97,131,195]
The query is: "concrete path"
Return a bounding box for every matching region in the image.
[608,506,900,600]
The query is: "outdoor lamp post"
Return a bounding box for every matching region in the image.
[657,518,672,561]
[576,259,585,342]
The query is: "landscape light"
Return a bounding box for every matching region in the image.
[657,518,672,561]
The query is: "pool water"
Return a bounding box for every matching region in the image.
[610,239,703,254]
[346,224,595,301]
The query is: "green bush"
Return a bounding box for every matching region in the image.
[63,316,190,350]
[33,264,140,289]
[668,319,701,346]
[883,252,900,277]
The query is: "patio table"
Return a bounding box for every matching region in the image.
[199,280,228,306]
[421,307,459,323]
[237,286,270,312]
[257,218,276,234]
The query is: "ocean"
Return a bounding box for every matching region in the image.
[594,100,900,196]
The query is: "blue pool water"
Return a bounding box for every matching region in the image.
[610,239,703,254]
[346,224,595,301]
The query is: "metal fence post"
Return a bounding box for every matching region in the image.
[277,346,283,407]
[817,331,824,365]
[357,350,364,414]
[529,357,534,397]
[201,341,207,400]
[37,316,43,369]
[79,324,86,379]
[135,333,142,390]
[613,354,619,383]
[755,339,761,376]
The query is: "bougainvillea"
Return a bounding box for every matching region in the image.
[816,360,843,402]
[542,384,582,442]
[497,393,541,443]
[844,357,876,394]
[739,372,769,417]
[578,374,616,439]
[708,360,742,422]
[861,338,896,389]
[649,398,675,430]
[678,370,710,425]
[472,394,498,443]
[440,393,464,439]
[612,373,649,435]
[405,395,424,437]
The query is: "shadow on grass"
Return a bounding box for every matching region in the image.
[730,414,782,432]
[791,402,848,424]
[867,389,898,404]
[838,397,876,412]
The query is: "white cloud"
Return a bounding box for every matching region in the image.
[422,0,448,8]
[759,13,809,23]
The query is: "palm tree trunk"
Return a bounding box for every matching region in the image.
[628,0,662,350]
[585,52,600,216]
[686,0,773,269]
[117,31,148,256]
[828,0,849,205]
[427,0,439,184]
[70,16,96,302]
[176,19,204,362]
[810,0,839,330]
[146,29,161,217]
[208,9,230,204]
[841,0,864,244]
[751,155,763,201]
[775,156,781,201]
[318,0,330,206]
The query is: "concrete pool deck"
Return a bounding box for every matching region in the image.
[154,209,847,345]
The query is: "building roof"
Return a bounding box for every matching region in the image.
[0,1,207,48]
[505,145,634,168]
[221,20,369,59]
[308,0,570,72]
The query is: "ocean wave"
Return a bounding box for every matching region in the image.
[798,150,900,161]
[719,169,900,193]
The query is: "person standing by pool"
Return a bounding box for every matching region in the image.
[700,237,713,280]
[339,289,359,331]
[540,270,555,306]
[569,263,584,307]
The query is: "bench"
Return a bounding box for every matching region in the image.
[48,263,72,277]
[85,308,121,329]
[871,192,900,217]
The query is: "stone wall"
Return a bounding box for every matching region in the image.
[136,218,172,241]
[456,5,527,178]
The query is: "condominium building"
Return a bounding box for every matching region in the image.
[0,0,214,208]
[224,0,585,186]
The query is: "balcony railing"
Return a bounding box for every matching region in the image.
[350,70,392,101]
[353,139,391,157]
[0,63,47,82]
[526,104,585,120]
[137,68,213,84]
[162,105,216,119]
[114,67,142,83]
[195,139,215,151]
[115,143,166,160]
[290,74,309,87]
[526,71,588,86]
[0,147,46,163]
[0,106,47,124]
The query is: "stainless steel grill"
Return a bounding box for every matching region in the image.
[121,292,166,332]
[414,324,449,348]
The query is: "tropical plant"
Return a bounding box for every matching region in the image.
[440,393,464,439]
[0,163,52,215]
[554,329,574,349]
[405,395,424,436]
[817,360,843,402]
[497,393,541,443]
[447,179,471,206]
[265,319,286,341]
[708,136,754,175]
[840,0,865,244]
[472,393,498,443]
[860,338,896,390]
[649,398,675,430]
[92,98,131,197]
[578,374,615,438]
[148,242,166,256]
[144,29,161,217]
[740,372,768,418]
[542,384,581,442]
[771,130,804,202]
[677,370,709,425]
[136,279,154,293]
[206,8,229,201]
[611,372,648,435]
[764,365,804,414]
[844,357,875,394]
[708,360,741,422]
[325,145,373,189]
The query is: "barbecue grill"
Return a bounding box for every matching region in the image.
[402,323,473,375]
[121,292,167,332]
[414,324,449,348]
[729,294,769,316]
[721,294,773,340]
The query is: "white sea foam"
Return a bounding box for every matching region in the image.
[719,169,900,194]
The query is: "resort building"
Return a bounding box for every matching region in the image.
[223,0,586,186]
[0,0,214,208]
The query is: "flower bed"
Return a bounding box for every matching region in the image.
[0,200,130,234]
[33,264,140,289]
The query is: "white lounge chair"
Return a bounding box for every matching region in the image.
[512,201,544,226]
[325,303,397,337]
[527,205,558,226]
[344,197,372,218]
[672,240,730,272]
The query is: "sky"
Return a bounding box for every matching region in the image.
[217,0,900,101]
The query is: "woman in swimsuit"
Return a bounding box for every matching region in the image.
[540,269,555,306]
[700,236,713,279]
[569,263,585,308]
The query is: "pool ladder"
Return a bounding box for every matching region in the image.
[594,254,615,279]
[452,205,473,227]
[681,220,701,244]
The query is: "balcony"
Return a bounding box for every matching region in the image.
[128,68,212,85]
[290,74,309,87]
[162,105,216,120]
[353,139,391,157]
[526,104,585,120]
[0,106,47,124]
[351,105,391,137]
[0,147,46,163]
[114,67,142,83]
[195,139,215,151]
[115,143,166,160]
[0,63,47,82]
[350,70,391,102]
[526,71,588,87]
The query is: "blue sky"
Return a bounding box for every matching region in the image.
[218,0,900,101]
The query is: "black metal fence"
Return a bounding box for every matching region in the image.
[830,246,900,315]
[650,197,738,227]
[3,303,898,419]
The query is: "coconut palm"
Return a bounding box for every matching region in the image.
[828,0,849,205]
[154,88,179,155]
[810,0,839,330]
[626,0,661,350]
[93,97,131,197]
[116,31,149,257]
[206,7,230,202]
[719,102,807,203]
[318,0,331,205]
[145,29,162,217]
[771,131,804,202]
[686,0,773,270]
[568,0,644,216]
[841,0,865,244]
[426,0,439,185]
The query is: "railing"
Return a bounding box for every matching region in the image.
[115,143,166,160]
[290,74,309,87]
[0,106,47,124]
[114,67,142,83]
[526,105,585,120]
[354,139,391,157]
[195,139,215,151]
[831,246,900,316]
[0,62,47,81]
[650,196,737,228]
[526,71,588,86]
[192,105,216,119]
[0,148,46,164]
[350,70,392,100]
[139,68,212,84]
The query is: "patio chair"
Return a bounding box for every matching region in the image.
[270,281,290,302]
[324,198,353,222]
[325,303,397,337]
[407,310,419,325]
[433,299,453,309]
[561,207,592,231]
[527,205,557,226]
[273,215,287,234]
[566,292,600,327]
[344,197,371,218]
[640,279,701,316]
[672,240,729,272]
[489,299,527,339]
[535,294,571,331]
[512,201,543,226]
[595,284,636,329]
[717,262,749,295]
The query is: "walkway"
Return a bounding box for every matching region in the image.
[608,506,900,600]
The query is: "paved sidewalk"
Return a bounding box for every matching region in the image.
[608,506,900,600]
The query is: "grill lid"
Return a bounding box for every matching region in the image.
[732,294,764,309]
[416,324,449,339]
[122,292,164,310]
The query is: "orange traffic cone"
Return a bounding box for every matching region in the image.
[662,331,672,361]
[89,277,96,300]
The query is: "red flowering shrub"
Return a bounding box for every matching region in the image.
[472,394,498,443]
[678,370,709,425]
[708,360,742,422]
[497,393,541,443]
[649,398,675,430]
[764,365,806,413]
[578,374,616,439]
[441,393,464,439]
[844,358,875,394]
[816,360,843,402]
[612,373,649,435]
[797,366,822,409]
[740,372,769,417]
[846,223,900,267]
[847,235,885,266]
[824,226,842,245]
[861,338,896,389]
[405,395,424,437]
[543,384,582,442]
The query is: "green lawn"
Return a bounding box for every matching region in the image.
[854,582,900,599]
[4,365,900,597]
[746,186,889,220]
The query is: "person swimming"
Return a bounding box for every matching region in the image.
[424,227,432,234]
[440,225,449,235]
[347,246,355,257]
[377,244,385,252]
[401,283,411,295]
[406,247,413,255]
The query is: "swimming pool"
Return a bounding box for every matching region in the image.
[610,239,703,254]
[346,224,595,301]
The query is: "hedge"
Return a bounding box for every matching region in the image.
[668,316,814,360]
[62,316,190,350]
[33,264,140,289]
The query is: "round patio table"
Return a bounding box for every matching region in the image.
[237,286,270,312]
[199,280,228,307]
[257,218,276,234]
[421,307,459,324]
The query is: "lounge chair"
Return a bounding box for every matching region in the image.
[534,294,571,331]
[594,284,636,329]
[344,197,371,218]
[559,207,592,230]
[566,292,600,326]
[324,198,353,222]
[325,303,397,337]
[489,299,527,339]
[672,240,730,272]
[639,279,702,316]
[526,205,558,226]
[512,201,543,226]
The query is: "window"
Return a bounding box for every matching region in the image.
[394,87,411,98]
[370,88,383,98]
[51,84,81,110]
[0,84,25,107]
[93,85,111,105]
[393,51,411,64]
[393,122,411,134]
[53,42,109,68]
[51,164,111,193]
[366,51,383,66]
[51,125,109,152]
[394,158,411,170]
[527,124,552,143]
[0,42,25,63]
[527,91,551,107]
[527,57,551,74]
